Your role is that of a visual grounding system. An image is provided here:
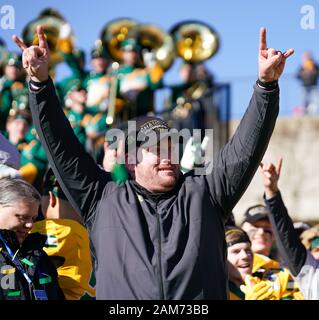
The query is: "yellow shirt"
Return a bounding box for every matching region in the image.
[252,253,303,300]
[32,219,95,300]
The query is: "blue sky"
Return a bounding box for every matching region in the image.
[1,0,319,118]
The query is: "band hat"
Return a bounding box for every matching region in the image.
[7,52,22,67]
[120,38,140,52]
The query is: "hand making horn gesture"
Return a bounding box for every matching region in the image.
[12,25,49,83]
[260,158,283,199]
[258,27,294,83]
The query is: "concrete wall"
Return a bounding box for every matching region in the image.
[230,116,319,224]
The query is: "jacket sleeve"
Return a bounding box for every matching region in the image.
[204,84,279,221]
[264,191,307,277]
[29,78,111,225]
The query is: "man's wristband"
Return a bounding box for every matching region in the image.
[29,78,49,91]
[256,79,278,90]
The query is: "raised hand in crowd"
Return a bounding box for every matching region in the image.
[12,25,49,82]
[260,157,282,199]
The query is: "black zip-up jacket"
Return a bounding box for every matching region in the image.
[29,78,279,299]
[0,230,65,300]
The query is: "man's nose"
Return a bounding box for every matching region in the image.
[24,220,33,230]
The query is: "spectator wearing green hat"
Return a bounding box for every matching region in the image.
[62,82,88,147]
[116,37,164,119]
[56,49,88,105]
[0,52,28,134]
[82,43,111,115]
[6,109,48,190]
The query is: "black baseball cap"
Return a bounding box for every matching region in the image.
[126,116,176,150]
[243,204,270,224]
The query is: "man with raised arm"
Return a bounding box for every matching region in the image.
[13,26,293,299]
[261,159,319,299]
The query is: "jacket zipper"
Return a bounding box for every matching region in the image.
[156,203,165,300]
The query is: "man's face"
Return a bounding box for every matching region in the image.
[67,89,87,113]
[129,139,180,193]
[0,200,39,244]
[227,242,253,281]
[242,219,274,256]
[6,118,29,144]
[91,57,108,73]
[5,65,23,81]
[122,50,138,66]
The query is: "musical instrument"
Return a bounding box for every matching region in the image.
[100,18,139,62]
[163,21,220,126]
[22,8,75,70]
[170,20,219,63]
[106,62,120,125]
[128,23,176,70]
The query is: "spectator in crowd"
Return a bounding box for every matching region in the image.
[0,177,64,300]
[241,204,275,258]
[32,168,95,299]
[83,44,110,115]
[116,38,164,118]
[169,62,215,132]
[0,52,28,134]
[300,225,319,260]
[14,26,293,299]
[240,204,284,275]
[226,225,298,300]
[226,226,274,300]
[6,109,48,189]
[260,159,317,299]
[297,51,319,114]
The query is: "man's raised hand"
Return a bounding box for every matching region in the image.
[260,158,283,199]
[12,25,49,82]
[258,27,294,83]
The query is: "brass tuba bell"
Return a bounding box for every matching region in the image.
[170,20,219,63]
[100,18,139,62]
[128,23,176,71]
[22,8,75,70]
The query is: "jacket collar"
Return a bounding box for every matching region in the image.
[130,173,184,203]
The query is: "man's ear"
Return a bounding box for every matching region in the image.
[49,191,57,208]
